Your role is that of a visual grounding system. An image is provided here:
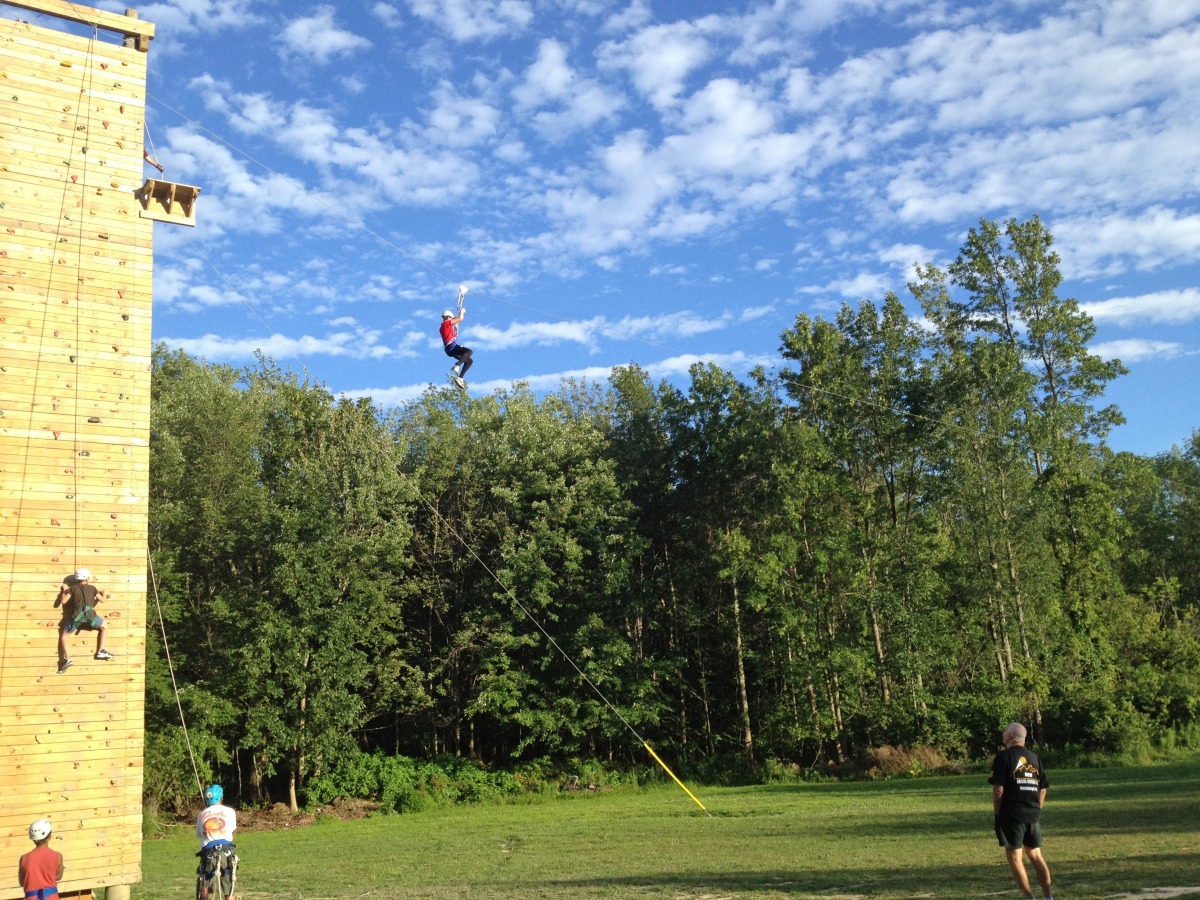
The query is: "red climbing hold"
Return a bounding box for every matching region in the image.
[71,175,78,183]
[51,519,60,526]
[53,431,61,439]
[110,513,118,519]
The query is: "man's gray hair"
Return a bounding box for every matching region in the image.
[1005,722,1027,743]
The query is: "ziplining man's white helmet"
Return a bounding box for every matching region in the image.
[442,310,454,319]
[30,819,53,841]
[75,568,90,581]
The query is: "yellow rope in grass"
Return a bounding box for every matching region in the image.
[643,742,710,815]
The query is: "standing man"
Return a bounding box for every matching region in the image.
[55,567,114,674]
[18,818,64,900]
[990,722,1053,900]
[440,304,472,390]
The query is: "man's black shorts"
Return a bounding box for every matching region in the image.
[995,816,1042,849]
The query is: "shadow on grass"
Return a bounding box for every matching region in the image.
[507,852,1200,899]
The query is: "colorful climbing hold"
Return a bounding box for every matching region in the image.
[88,417,100,423]
[53,431,61,439]
[51,519,60,526]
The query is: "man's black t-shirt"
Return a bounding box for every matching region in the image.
[989,744,1049,823]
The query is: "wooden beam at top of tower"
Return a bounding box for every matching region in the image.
[0,0,155,50]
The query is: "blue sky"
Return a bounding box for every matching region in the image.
[19,0,1200,455]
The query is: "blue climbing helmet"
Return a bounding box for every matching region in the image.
[204,784,223,805]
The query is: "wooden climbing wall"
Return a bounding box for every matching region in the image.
[0,4,155,897]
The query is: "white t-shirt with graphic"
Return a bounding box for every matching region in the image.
[196,803,237,847]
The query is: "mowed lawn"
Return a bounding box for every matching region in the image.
[134,758,1200,900]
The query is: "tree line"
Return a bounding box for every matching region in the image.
[144,217,1200,812]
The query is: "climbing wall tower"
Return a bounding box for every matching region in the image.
[1,3,157,897]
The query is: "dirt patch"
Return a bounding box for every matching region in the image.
[236,797,381,833]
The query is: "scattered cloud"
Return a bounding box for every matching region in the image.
[372,3,403,28]
[799,272,892,299]
[1090,339,1186,362]
[1081,289,1200,326]
[160,325,408,361]
[277,6,372,64]
[405,0,533,42]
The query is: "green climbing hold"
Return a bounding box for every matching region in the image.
[66,494,74,499]
[78,451,91,457]
[121,314,129,321]
[87,416,100,423]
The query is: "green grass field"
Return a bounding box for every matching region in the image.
[133,758,1200,900]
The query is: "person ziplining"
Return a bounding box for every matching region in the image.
[439,285,472,390]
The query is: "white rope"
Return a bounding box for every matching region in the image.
[146,548,205,797]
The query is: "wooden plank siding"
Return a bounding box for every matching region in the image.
[1,8,153,898]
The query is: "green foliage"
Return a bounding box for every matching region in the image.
[144,217,1200,810]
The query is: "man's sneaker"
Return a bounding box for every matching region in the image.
[57,658,73,674]
[94,649,115,660]
[454,376,467,389]
[451,363,461,376]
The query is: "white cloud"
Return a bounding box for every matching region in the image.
[1089,339,1186,362]
[1081,289,1200,326]
[372,3,403,28]
[425,82,501,147]
[405,0,533,42]
[603,0,652,33]
[649,264,689,276]
[877,242,937,270]
[1054,207,1200,278]
[755,258,778,271]
[277,6,372,64]
[513,40,624,140]
[161,325,408,361]
[183,80,480,208]
[799,271,891,299]
[598,19,716,110]
[115,0,262,37]
[740,305,774,321]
